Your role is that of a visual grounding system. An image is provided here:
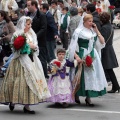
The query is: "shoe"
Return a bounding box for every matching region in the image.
[75,99,81,104]
[9,103,15,111]
[45,75,49,79]
[108,89,120,93]
[23,107,35,114]
[62,102,69,108]
[85,99,94,107]
[55,102,61,105]
[75,96,81,104]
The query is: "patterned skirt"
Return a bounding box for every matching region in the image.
[0,58,44,105]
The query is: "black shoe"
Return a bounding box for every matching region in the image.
[9,103,15,111]
[108,89,120,93]
[75,96,81,104]
[62,102,69,108]
[55,102,61,105]
[23,107,35,114]
[45,75,49,79]
[85,99,94,107]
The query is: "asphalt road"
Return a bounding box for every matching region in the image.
[0,29,120,120]
[0,94,120,120]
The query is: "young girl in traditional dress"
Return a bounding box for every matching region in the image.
[47,48,76,107]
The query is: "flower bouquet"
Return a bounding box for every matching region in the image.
[53,61,61,68]
[108,5,115,15]
[12,34,31,54]
[50,61,61,75]
[108,5,115,10]
[83,55,94,69]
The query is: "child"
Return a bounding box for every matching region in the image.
[47,48,76,107]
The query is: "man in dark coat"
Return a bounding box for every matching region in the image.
[40,3,58,62]
[27,0,49,78]
[86,3,101,31]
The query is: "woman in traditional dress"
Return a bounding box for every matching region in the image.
[68,14,107,106]
[0,16,51,114]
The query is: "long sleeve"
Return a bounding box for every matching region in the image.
[66,15,70,33]
[36,13,47,38]
[6,21,15,41]
[47,13,58,36]
[100,26,108,42]
[57,10,61,27]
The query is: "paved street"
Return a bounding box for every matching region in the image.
[0,29,120,120]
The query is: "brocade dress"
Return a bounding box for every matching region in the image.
[47,59,74,103]
[0,31,51,105]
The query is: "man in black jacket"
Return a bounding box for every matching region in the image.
[40,3,58,62]
[27,0,49,78]
[86,3,101,31]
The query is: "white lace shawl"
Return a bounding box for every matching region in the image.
[68,26,107,91]
[10,16,51,99]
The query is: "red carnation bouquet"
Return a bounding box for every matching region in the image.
[53,61,61,68]
[49,60,61,74]
[108,5,115,10]
[83,55,94,69]
[12,34,31,54]
[13,34,26,50]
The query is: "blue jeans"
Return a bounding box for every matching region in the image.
[46,40,56,63]
[3,54,13,68]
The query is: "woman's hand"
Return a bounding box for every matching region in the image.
[74,53,83,64]
[92,23,98,33]
[28,42,36,49]
[76,56,83,64]
[92,23,105,44]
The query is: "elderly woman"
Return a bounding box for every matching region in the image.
[100,12,119,93]
[68,7,81,39]
[69,14,107,106]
